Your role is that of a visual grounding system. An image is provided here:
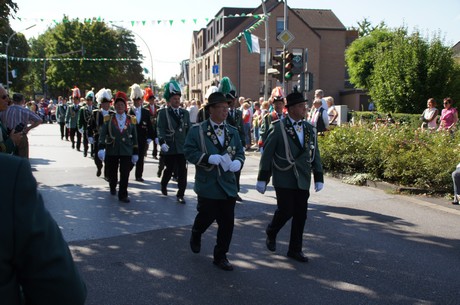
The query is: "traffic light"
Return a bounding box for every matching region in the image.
[283,51,294,81]
[268,53,284,82]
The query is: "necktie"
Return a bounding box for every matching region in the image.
[174,109,180,117]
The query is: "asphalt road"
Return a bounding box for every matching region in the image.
[28,123,460,305]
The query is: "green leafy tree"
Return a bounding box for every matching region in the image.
[1,0,31,92]
[346,26,458,113]
[370,30,456,113]
[25,16,144,99]
[345,29,393,89]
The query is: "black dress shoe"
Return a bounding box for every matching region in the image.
[119,197,130,203]
[161,185,167,196]
[83,151,88,157]
[135,177,144,182]
[189,233,201,253]
[96,168,102,177]
[213,258,233,271]
[177,196,186,204]
[287,251,309,263]
[266,236,276,252]
[452,201,459,205]
[110,188,116,195]
[157,171,162,178]
[236,195,243,202]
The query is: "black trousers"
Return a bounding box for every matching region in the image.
[135,141,147,179]
[69,128,81,149]
[93,135,107,178]
[267,187,310,253]
[161,154,187,197]
[105,155,132,200]
[192,196,236,260]
[59,122,68,139]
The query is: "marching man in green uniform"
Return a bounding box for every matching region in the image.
[77,91,95,157]
[156,80,191,204]
[65,87,82,150]
[98,91,139,203]
[88,88,114,178]
[184,92,245,271]
[256,92,324,263]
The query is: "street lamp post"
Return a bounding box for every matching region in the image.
[5,24,36,90]
[112,25,154,89]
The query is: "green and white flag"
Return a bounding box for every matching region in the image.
[243,30,260,54]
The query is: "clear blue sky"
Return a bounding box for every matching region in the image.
[9,0,460,85]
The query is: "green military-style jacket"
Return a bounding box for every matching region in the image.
[157,107,191,155]
[0,154,86,304]
[226,108,245,147]
[184,120,245,200]
[98,113,139,156]
[56,103,68,123]
[77,104,94,131]
[258,117,323,190]
[259,110,286,148]
[65,104,80,128]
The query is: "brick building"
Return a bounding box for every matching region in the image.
[187,0,358,105]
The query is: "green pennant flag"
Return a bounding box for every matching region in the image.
[193,19,197,24]
[169,20,173,26]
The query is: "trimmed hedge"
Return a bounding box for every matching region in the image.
[318,122,460,192]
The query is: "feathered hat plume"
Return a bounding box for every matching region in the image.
[163,80,181,101]
[130,83,144,100]
[218,76,237,100]
[271,86,285,101]
[144,87,155,101]
[72,86,81,98]
[95,88,113,105]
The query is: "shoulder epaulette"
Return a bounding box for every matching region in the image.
[130,115,137,124]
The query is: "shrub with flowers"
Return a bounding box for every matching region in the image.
[318,123,460,192]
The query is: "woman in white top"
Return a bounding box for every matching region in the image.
[325,96,338,126]
[421,98,438,130]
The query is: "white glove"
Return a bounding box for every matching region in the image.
[147,138,152,145]
[78,128,84,134]
[208,154,223,165]
[256,181,267,194]
[229,160,242,172]
[315,182,324,192]
[161,143,169,152]
[97,149,105,161]
[259,147,264,154]
[131,154,139,164]
[88,137,94,144]
[154,138,159,145]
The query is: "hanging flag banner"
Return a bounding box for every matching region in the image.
[243,30,260,54]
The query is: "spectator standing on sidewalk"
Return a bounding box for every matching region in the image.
[0,92,41,158]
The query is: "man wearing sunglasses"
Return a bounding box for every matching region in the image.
[0,85,22,154]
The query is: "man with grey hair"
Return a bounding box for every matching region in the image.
[0,92,41,158]
[314,89,328,111]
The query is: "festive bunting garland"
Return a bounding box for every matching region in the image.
[4,13,268,64]
[189,14,268,64]
[0,54,140,62]
[16,13,267,27]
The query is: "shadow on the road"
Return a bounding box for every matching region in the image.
[70,202,460,305]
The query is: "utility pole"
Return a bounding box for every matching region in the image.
[261,0,269,100]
